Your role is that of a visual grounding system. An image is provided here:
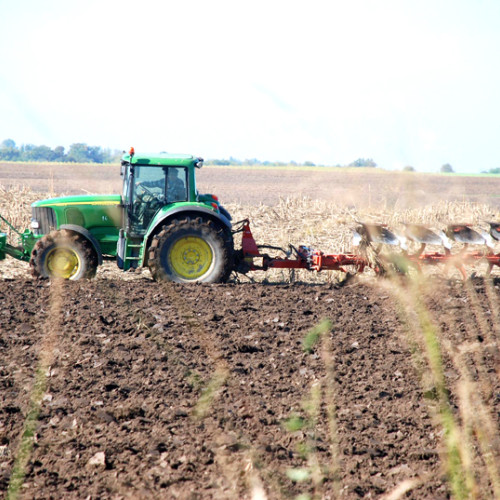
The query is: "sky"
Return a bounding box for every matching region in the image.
[1,0,500,172]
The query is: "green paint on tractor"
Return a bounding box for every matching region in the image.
[0,150,234,283]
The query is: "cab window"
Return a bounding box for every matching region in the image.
[134,166,166,201]
[166,167,188,202]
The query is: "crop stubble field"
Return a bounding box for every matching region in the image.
[0,163,499,499]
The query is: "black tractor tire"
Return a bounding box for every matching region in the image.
[30,229,98,280]
[148,217,234,283]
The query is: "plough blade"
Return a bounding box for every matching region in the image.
[489,222,500,241]
[446,224,486,245]
[355,223,400,246]
[404,224,443,246]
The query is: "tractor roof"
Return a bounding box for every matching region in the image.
[122,152,202,167]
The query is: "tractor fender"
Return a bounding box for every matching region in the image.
[59,224,104,265]
[150,206,232,235]
[142,206,232,266]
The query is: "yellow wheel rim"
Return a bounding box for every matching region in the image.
[46,247,81,279]
[169,236,213,280]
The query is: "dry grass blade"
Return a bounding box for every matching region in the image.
[7,280,64,500]
[380,477,422,500]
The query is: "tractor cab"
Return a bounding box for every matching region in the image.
[124,164,189,235]
[120,149,202,237]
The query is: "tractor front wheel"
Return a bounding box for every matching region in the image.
[30,230,98,280]
[148,217,233,283]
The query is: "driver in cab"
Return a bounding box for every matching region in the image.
[136,168,186,203]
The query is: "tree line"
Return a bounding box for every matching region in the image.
[0,139,121,163]
[205,157,377,168]
[3,140,499,173]
[0,139,380,168]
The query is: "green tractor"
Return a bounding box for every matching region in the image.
[0,149,234,283]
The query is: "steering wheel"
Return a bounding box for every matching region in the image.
[137,183,156,197]
[137,183,165,206]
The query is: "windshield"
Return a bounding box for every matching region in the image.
[134,166,166,199]
[133,166,188,203]
[128,165,188,235]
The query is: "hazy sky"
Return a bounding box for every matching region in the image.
[1,0,500,172]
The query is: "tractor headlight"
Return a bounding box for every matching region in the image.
[30,219,40,229]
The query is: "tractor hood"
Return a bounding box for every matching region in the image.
[32,194,122,208]
[31,194,123,247]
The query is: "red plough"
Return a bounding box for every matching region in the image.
[236,220,366,275]
[234,220,500,279]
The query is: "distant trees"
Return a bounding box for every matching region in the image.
[0,139,121,163]
[440,163,454,173]
[0,139,20,161]
[65,143,112,163]
[205,157,318,167]
[0,139,384,169]
[205,157,379,168]
[348,158,377,168]
[403,165,415,172]
[22,144,60,162]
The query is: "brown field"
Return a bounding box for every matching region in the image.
[2,161,500,208]
[1,163,499,499]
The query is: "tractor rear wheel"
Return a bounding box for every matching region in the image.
[148,217,233,283]
[30,230,98,280]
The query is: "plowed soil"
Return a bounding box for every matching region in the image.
[1,274,499,499]
[1,164,499,498]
